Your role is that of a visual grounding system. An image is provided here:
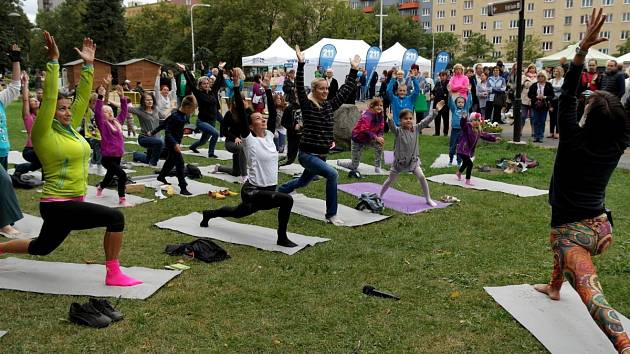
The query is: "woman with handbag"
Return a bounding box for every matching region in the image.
[548,66,565,139]
[486,66,506,124]
[528,70,554,142]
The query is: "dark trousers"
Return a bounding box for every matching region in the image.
[99,156,127,198]
[458,154,474,180]
[434,105,449,136]
[158,144,187,188]
[14,147,42,175]
[281,133,301,166]
[217,140,247,177]
[0,164,22,227]
[486,103,502,124]
[549,99,559,135]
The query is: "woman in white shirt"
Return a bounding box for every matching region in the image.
[200,71,296,248]
[154,68,177,117]
[548,66,564,139]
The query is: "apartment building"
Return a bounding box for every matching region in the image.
[37,0,64,12]
[350,0,434,30]
[432,0,630,60]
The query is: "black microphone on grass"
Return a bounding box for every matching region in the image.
[362,285,400,300]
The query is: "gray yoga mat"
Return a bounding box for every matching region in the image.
[0,331,6,338]
[429,154,474,169]
[181,148,232,160]
[291,193,389,226]
[9,214,42,239]
[485,283,630,354]
[0,257,181,300]
[155,212,329,255]
[8,151,27,165]
[198,165,242,184]
[427,174,548,197]
[85,186,153,207]
[327,159,389,176]
[278,163,304,176]
[134,175,224,197]
[127,160,166,169]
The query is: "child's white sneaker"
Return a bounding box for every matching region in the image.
[326,215,345,226]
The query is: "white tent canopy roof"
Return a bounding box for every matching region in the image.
[537,43,615,67]
[242,37,296,67]
[617,52,630,64]
[376,42,431,74]
[302,38,371,66]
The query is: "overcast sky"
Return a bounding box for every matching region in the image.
[21,0,158,23]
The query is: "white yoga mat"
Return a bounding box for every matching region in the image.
[430,154,474,169]
[134,176,223,197]
[155,212,329,255]
[124,140,139,145]
[0,331,6,338]
[7,151,27,165]
[181,148,232,160]
[327,159,389,176]
[88,166,136,177]
[427,174,548,197]
[127,160,165,169]
[198,165,242,184]
[0,257,180,300]
[485,283,630,354]
[291,193,389,227]
[278,163,304,176]
[85,186,152,207]
[9,214,42,239]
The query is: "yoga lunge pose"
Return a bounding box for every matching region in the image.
[201,71,297,248]
[447,92,473,167]
[337,98,385,176]
[129,92,165,166]
[379,103,444,207]
[178,62,224,158]
[277,46,359,226]
[0,33,142,287]
[455,112,499,185]
[534,9,630,354]
[152,95,198,196]
[13,73,43,179]
[95,86,131,206]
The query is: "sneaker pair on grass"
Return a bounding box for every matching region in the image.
[69,298,123,328]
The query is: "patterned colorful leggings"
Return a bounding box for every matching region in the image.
[547,214,630,353]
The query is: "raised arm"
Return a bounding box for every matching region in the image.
[231,69,250,139]
[116,97,128,125]
[32,32,60,142]
[154,69,161,95]
[464,91,473,111]
[328,55,360,111]
[93,97,105,130]
[70,37,96,127]
[262,74,277,134]
[295,46,309,109]
[386,76,396,101]
[409,76,420,101]
[177,63,199,97]
[211,63,225,96]
[0,44,22,107]
[21,73,30,119]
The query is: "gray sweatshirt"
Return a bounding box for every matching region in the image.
[388,110,437,172]
[128,106,164,136]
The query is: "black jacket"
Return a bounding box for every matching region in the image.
[527,81,554,110]
[326,77,339,99]
[183,68,224,124]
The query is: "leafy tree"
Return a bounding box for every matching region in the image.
[458,32,493,66]
[83,0,127,63]
[0,0,32,72]
[381,5,427,50]
[504,35,543,63]
[36,0,87,65]
[318,2,378,45]
[615,38,630,57]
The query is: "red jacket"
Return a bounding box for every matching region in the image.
[352,110,384,143]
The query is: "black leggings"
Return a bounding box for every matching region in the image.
[100,156,127,197]
[206,182,293,238]
[458,154,474,180]
[28,201,124,256]
[281,133,301,166]
[434,105,449,136]
[485,103,502,124]
[549,99,559,135]
[217,140,246,177]
[158,144,186,188]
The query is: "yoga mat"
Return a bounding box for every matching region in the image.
[85,186,152,207]
[485,283,630,354]
[291,193,389,226]
[7,168,43,185]
[133,176,223,197]
[338,182,451,214]
[8,151,27,165]
[278,163,304,176]
[327,159,389,176]
[0,331,6,338]
[181,148,232,160]
[9,214,42,239]
[384,151,394,165]
[155,212,328,255]
[429,154,473,169]
[0,257,180,300]
[88,166,136,177]
[427,174,548,197]
[198,165,242,184]
[124,140,139,145]
[127,160,166,169]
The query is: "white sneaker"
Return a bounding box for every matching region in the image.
[326,215,345,226]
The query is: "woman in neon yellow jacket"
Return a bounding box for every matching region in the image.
[0,32,142,287]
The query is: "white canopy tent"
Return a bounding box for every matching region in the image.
[301,38,371,84]
[536,43,615,67]
[617,52,630,68]
[375,42,432,76]
[241,37,296,67]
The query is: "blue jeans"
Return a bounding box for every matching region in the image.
[278,152,339,218]
[190,120,219,155]
[138,135,164,165]
[532,109,548,140]
[274,132,286,153]
[87,138,101,165]
[449,128,462,164]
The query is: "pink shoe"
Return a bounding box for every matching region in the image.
[118,197,134,207]
[96,186,104,197]
[105,260,143,287]
[465,179,474,186]
[455,171,462,181]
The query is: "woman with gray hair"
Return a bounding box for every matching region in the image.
[527,69,554,142]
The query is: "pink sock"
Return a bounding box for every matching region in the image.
[105,259,143,287]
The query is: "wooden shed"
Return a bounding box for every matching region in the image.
[116,58,161,91]
[63,58,113,90]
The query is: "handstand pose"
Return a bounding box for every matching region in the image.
[534,9,630,354]
[201,71,297,248]
[0,33,141,286]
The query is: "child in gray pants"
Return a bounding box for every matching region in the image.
[338,98,385,174]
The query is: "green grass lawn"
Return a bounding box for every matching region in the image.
[1,101,629,353]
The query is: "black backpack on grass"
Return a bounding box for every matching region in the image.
[164,164,202,179]
[164,239,230,263]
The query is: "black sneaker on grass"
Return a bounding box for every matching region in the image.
[69,302,112,328]
[89,298,124,322]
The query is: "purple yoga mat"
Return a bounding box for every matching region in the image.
[384,151,394,165]
[338,182,451,214]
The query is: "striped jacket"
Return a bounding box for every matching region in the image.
[296,62,357,155]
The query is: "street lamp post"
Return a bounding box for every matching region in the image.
[376,1,388,50]
[190,3,211,73]
[8,12,21,43]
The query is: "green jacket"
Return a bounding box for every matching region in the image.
[32,61,93,198]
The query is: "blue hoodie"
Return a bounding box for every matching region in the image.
[387,77,419,126]
[448,91,472,130]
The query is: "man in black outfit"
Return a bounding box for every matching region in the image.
[283,69,296,104]
[432,71,450,136]
[599,59,625,99]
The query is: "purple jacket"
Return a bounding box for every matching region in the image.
[456,117,496,157]
[352,110,384,143]
[95,97,128,157]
